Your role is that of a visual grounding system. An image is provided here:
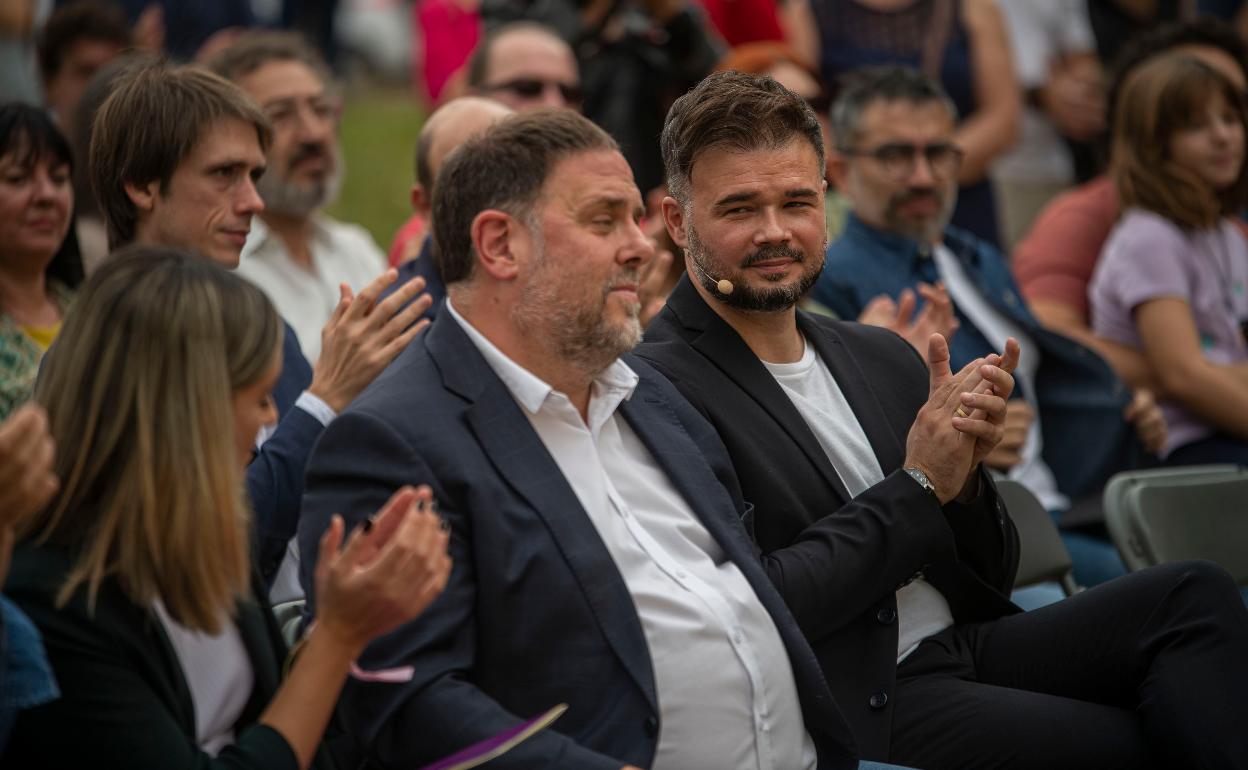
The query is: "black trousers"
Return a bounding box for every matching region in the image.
[889,561,1248,770]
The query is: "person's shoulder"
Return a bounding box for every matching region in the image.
[317,216,386,259]
[1108,208,1187,251]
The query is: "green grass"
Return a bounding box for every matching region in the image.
[327,88,427,251]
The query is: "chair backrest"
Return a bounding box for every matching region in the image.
[1103,465,1248,583]
[996,479,1077,594]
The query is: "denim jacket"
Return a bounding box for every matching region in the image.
[815,214,1139,498]
[0,596,59,752]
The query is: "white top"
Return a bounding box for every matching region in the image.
[152,601,254,756]
[933,244,1069,512]
[761,340,953,661]
[994,0,1097,185]
[237,215,387,361]
[447,300,817,770]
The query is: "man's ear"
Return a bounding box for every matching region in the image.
[123,179,160,212]
[661,195,688,250]
[411,184,432,219]
[471,209,522,281]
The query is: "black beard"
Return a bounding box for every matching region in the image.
[688,234,824,313]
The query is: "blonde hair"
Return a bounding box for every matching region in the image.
[1112,52,1248,230]
[24,246,281,633]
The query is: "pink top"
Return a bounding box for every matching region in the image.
[388,212,427,268]
[416,0,481,103]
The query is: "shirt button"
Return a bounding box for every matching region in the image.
[644,715,659,737]
[761,722,771,733]
[876,607,897,625]
[869,691,889,710]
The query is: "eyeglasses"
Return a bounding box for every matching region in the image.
[839,142,964,180]
[484,78,584,105]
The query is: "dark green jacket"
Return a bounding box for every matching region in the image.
[1,544,333,770]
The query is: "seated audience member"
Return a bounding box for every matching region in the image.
[3,247,450,768]
[1013,17,1248,386]
[86,61,430,584]
[815,66,1166,588]
[296,108,922,770]
[639,70,1248,770]
[384,97,513,316]
[208,31,389,363]
[36,1,131,129]
[0,103,79,421]
[1091,53,1248,465]
[0,403,60,752]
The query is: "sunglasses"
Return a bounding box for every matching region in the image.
[485,78,584,105]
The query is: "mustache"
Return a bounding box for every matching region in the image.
[892,188,941,206]
[742,244,805,267]
[289,142,330,167]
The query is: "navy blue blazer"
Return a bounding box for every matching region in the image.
[296,312,858,769]
[378,237,444,324]
[247,321,324,581]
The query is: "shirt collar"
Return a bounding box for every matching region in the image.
[444,298,639,416]
[245,214,333,255]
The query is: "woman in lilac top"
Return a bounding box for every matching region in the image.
[1091,52,1248,464]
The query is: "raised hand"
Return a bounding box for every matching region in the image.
[858,282,960,355]
[309,270,435,412]
[903,335,1017,502]
[313,486,451,653]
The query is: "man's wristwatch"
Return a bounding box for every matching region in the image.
[903,467,939,500]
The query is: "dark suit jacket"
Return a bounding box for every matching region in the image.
[296,311,859,770]
[2,544,333,770]
[247,321,324,581]
[378,237,443,324]
[636,277,1021,761]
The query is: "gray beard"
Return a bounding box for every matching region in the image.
[257,155,344,218]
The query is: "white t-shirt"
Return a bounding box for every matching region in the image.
[762,338,954,661]
[152,601,255,756]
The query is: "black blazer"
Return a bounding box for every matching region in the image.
[637,277,1021,760]
[295,310,859,770]
[2,545,333,770]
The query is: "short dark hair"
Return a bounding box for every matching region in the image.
[205,29,333,88]
[89,61,272,249]
[661,70,824,206]
[1107,17,1248,138]
[37,1,131,82]
[432,109,616,285]
[829,65,958,149]
[466,22,568,89]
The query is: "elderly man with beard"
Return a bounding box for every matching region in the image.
[209,32,388,361]
[637,70,1248,770]
[292,108,952,770]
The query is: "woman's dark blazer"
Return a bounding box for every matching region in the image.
[1,543,335,770]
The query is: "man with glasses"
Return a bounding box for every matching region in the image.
[814,66,1167,594]
[208,31,391,362]
[467,22,582,112]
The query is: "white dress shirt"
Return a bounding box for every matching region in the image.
[237,215,387,361]
[762,339,954,661]
[447,300,817,770]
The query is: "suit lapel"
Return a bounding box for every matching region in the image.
[667,279,854,502]
[798,313,907,473]
[427,315,658,712]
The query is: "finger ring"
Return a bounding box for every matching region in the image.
[954,406,970,418]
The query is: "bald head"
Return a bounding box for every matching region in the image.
[412,97,514,220]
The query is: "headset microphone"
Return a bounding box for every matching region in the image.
[716,278,735,295]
